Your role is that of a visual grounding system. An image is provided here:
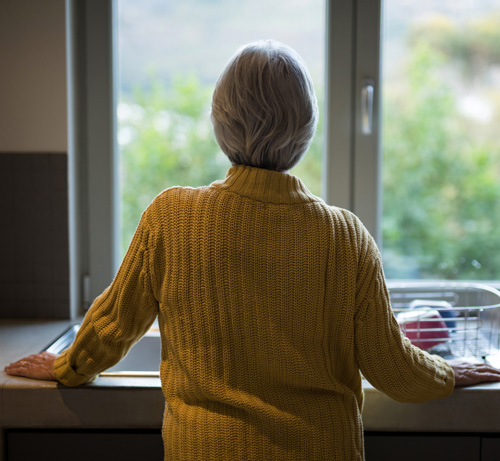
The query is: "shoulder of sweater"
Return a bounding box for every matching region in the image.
[324,205,366,229]
[135,185,209,232]
[326,206,380,256]
[145,185,211,210]
[155,184,210,200]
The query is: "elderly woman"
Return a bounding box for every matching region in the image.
[6,40,500,460]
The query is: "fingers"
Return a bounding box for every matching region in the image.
[477,365,500,376]
[480,372,500,383]
[470,363,500,377]
[4,359,34,377]
[4,352,58,381]
[449,359,500,387]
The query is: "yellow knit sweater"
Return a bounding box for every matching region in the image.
[54,165,454,460]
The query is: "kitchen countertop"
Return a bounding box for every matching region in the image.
[2,319,500,457]
[0,319,164,425]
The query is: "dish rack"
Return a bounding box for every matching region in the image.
[389,282,500,364]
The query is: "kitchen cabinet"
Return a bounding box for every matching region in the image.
[5,429,164,461]
[365,432,500,461]
[482,436,500,460]
[7,430,500,460]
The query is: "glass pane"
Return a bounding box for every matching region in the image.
[117,0,325,255]
[381,1,500,280]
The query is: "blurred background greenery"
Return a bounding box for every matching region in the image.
[382,13,500,279]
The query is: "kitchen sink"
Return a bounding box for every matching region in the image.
[44,324,161,377]
[45,282,500,377]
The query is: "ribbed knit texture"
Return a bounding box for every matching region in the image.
[54,165,454,460]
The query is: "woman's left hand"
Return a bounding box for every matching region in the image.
[4,352,58,381]
[448,358,500,387]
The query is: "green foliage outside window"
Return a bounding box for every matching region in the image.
[383,18,500,280]
[119,74,228,255]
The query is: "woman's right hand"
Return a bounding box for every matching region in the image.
[447,359,500,387]
[4,351,58,381]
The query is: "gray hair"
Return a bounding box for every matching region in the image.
[211,40,318,172]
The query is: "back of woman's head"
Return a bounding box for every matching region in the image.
[211,40,318,172]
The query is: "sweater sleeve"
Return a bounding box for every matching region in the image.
[53,209,159,386]
[353,227,455,403]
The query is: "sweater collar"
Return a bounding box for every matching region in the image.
[212,164,320,204]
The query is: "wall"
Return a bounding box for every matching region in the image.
[0,0,67,152]
[0,0,69,318]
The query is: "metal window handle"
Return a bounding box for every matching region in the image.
[361,81,374,135]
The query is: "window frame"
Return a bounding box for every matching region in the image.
[325,0,381,243]
[67,0,120,315]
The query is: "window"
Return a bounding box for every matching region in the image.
[69,0,500,312]
[380,0,500,280]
